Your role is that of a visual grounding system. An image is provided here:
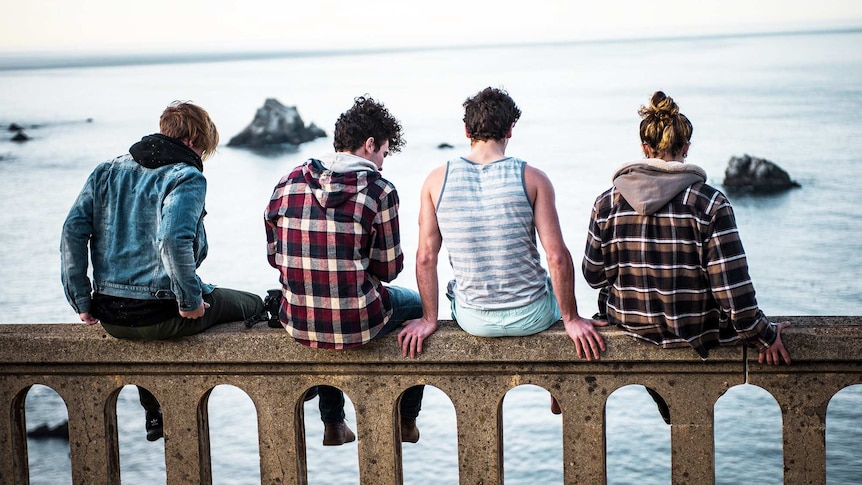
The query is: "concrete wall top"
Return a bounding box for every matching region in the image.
[1,317,860,367]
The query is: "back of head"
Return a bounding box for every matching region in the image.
[159,101,219,161]
[462,87,522,142]
[638,91,693,157]
[333,95,405,154]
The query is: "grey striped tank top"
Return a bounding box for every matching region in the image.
[437,157,547,310]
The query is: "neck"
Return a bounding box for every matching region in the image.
[467,139,508,164]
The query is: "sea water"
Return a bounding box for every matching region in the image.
[1,30,860,484]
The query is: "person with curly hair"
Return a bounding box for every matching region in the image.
[265,95,428,445]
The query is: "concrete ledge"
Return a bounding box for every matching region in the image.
[1,317,860,367]
[2,317,861,485]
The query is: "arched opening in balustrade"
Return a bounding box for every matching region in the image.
[400,384,459,482]
[714,384,782,484]
[303,384,360,484]
[826,384,862,483]
[21,384,72,484]
[115,384,166,483]
[502,384,564,483]
[206,384,261,483]
[605,384,671,484]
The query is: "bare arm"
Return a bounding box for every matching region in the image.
[526,166,607,360]
[398,167,445,357]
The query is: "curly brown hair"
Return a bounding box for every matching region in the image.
[333,96,405,154]
[462,87,522,142]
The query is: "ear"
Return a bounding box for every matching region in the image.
[464,125,471,139]
[364,137,376,153]
[682,142,691,158]
[641,143,652,158]
[505,123,514,139]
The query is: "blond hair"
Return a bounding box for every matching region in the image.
[159,101,219,161]
[638,91,692,158]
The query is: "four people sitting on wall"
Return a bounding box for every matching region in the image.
[61,89,792,445]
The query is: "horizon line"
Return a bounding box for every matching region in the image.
[1,26,860,72]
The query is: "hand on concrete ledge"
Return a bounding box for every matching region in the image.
[398,317,439,358]
[758,320,792,365]
[78,312,99,325]
[563,316,607,361]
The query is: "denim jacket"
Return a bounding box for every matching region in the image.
[61,134,213,314]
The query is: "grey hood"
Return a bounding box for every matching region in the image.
[302,152,381,209]
[612,159,707,215]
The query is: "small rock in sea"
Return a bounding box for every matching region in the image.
[11,131,30,142]
[723,154,800,192]
[228,98,326,148]
[437,142,454,149]
[27,420,69,440]
[8,122,24,131]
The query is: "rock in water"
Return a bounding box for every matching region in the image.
[11,131,30,142]
[228,98,326,148]
[27,420,69,440]
[723,154,800,192]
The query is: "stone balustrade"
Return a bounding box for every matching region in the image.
[1,316,860,484]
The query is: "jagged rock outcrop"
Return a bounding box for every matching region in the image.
[228,98,326,148]
[27,420,69,440]
[723,154,800,192]
[11,131,30,142]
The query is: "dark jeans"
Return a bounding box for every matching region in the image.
[100,288,265,412]
[318,286,424,423]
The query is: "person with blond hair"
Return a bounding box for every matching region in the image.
[61,101,265,441]
[582,90,791,369]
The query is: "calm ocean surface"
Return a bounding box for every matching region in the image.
[1,30,860,484]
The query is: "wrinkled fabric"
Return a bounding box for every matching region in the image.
[61,134,211,314]
[265,157,403,349]
[582,160,776,358]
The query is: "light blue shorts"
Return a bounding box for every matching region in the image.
[446,278,562,337]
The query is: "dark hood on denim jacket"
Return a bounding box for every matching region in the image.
[129,133,204,172]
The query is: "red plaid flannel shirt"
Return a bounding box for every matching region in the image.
[265,159,403,349]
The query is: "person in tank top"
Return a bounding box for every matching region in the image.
[402,87,606,370]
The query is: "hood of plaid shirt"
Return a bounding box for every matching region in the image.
[612,159,707,216]
[304,152,381,208]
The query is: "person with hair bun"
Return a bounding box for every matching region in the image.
[582,91,791,372]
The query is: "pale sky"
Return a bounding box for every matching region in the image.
[2,0,861,54]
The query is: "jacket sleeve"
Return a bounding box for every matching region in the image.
[703,201,777,348]
[367,185,404,282]
[60,170,97,314]
[582,196,611,289]
[264,179,287,271]
[159,169,207,312]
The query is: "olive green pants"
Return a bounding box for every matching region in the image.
[100,287,265,411]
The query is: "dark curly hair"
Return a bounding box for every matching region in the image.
[462,87,521,142]
[333,95,405,154]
